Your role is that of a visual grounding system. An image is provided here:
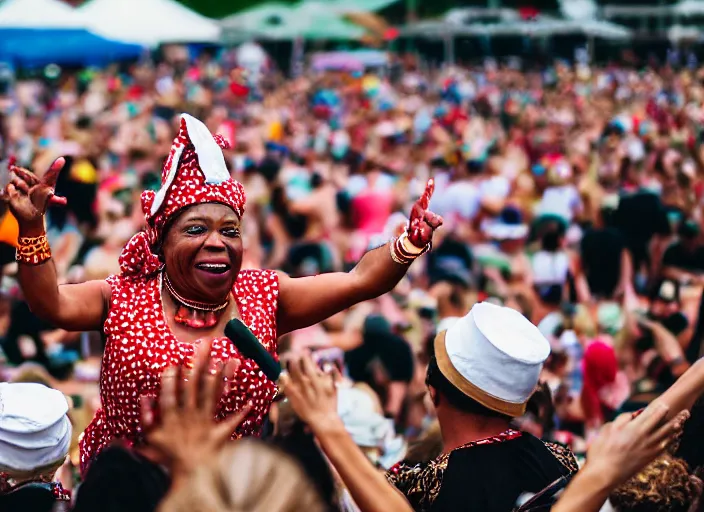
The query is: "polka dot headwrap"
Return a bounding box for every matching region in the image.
[119,114,246,277]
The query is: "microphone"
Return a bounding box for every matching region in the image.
[224,319,281,383]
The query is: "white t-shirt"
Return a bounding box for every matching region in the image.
[430,176,510,222]
[532,250,570,286]
[536,185,581,222]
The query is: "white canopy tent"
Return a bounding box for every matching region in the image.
[668,24,701,41]
[77,0,220,47]
[478,17,632,40]
[400,20,490,38]
[443,7,519,25]
[558,0,598,21]
[0,0,85,28]
[675,0,704,16]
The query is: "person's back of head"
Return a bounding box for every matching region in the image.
[426,302,551,445]
[158,439,327,512]
[0,382,72,511]
[609,454,701,512]
[426,354,512,423]
[271,410,339,510]
[72,445,170,512]
[0,482,70,512]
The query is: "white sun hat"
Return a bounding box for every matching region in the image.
[434,301,551,417]
[0,383,71,473]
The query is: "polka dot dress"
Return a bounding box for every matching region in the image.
[78,269,279,475]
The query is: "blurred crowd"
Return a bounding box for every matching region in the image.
[2,42,704,511]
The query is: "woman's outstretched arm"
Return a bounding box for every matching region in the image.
[276,179,442,335]
[9,159,109,332]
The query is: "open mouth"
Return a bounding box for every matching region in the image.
[194,262,231,275]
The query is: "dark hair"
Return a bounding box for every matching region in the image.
[310,172,324,189]
[257,157,281,183]
[425,356,511,420]
[679,220,699,240]
[524,382,556,434]
[72,445,170,512]
[0,482,68,512]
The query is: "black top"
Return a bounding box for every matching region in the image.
[580,227,625,298]
[387,432,578,512]
[662,242,704,274]
[613,191,670,269]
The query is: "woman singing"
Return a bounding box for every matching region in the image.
[5,114,442,474]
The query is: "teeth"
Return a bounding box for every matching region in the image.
[199,263,228,269]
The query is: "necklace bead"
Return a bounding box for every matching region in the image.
[162,272,229,329]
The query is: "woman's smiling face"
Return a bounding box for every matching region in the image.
[162,203,243,304]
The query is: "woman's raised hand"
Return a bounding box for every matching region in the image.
[140,339,250,481]
[407,179,443,248]
[584,403,689,489]
[5,158,67,227]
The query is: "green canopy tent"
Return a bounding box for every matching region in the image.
[220,1,365,43]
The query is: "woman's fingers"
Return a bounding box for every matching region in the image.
[424,211,444,230]
[159,366,179,419]
[5,183,19,201]
[215,402,252,442]
[300,353,321,381]
[650,410,689,447]
[185,339,212,410]
[287,353,306,384]
[42,157,65,189]
[140,395,156,429]
[9,176,29,195]
[218,359,239,401]
[201,361,223,414]
[612,412,632,429]
[47,194,67,207]
[418,178,435,210]
[11,166,38,187]
[632,402,670,436]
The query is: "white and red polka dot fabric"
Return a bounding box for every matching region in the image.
[79,269,279,475]
[80,115,276,475]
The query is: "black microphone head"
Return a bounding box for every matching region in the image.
[224,318,281,382]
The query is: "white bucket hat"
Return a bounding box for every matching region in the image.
[434,302,551,417]
[0,383,71,473]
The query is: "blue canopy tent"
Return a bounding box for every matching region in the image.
[0,28,144,67]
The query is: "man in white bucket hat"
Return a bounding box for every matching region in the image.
[0,382,72,510]
[387,301,578,512]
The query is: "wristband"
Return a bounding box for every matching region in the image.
[16,235,51,265]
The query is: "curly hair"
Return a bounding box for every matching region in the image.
[610,455,701,512]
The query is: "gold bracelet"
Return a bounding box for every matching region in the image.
[16,235,52,265]
[389,237,413,266]
[399,232,426,256]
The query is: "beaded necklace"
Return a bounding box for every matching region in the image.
[161,271,231,329]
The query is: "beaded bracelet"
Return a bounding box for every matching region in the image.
[16,235,52,265]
